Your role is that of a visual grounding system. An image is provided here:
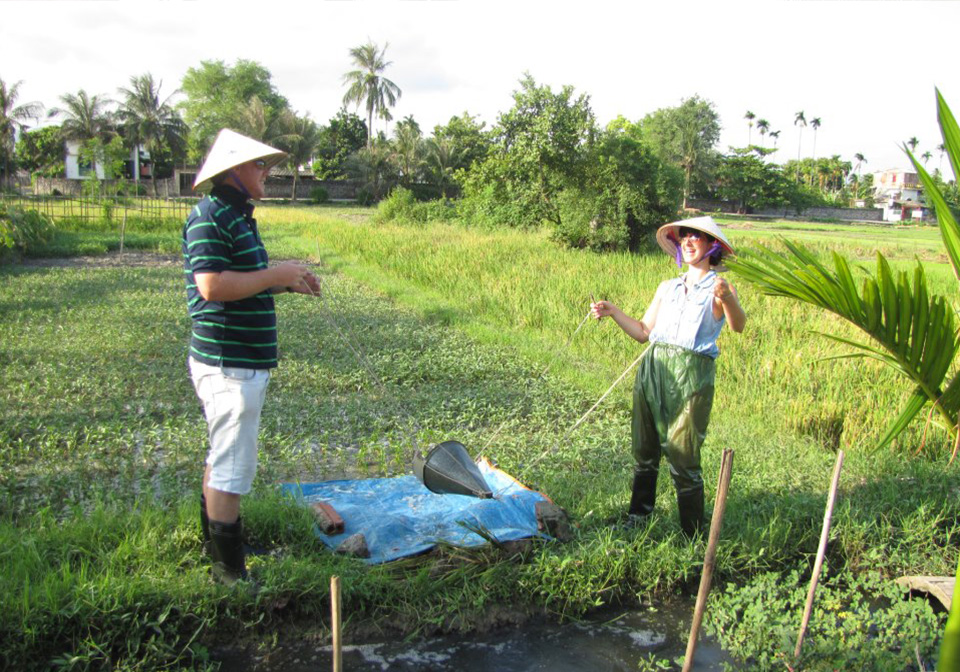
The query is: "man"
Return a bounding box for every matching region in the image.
[183,129,320,585]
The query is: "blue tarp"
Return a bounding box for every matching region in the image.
[282,459,550,564]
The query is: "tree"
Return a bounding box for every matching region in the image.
[179,59,289,162]
[116,73,186,194]
[744,110,755,145]
[794,111,807,178]
[341,41,401,148]
[311,108,367,180]
[0,78,43,180]
[459,73,595,228]
[423,136,459,198]
[15,125,64,177]
[273,110,322,200]
[51,89,114,143]
[641,95,721,209]
[907,136,919,153]
[432,112,491,176]
[938,143,947,174]
[770,129,781,149]
[392,115,424,186]
[810,117,821,160]
[715,147,798,213]
[853,152,866,176]
[922,151,933,166]
[756,119,770,147]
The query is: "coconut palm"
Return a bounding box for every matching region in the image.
[794,111,807,180]
[810,117,821,160]
[423,136,460,198]
[744,110,755,145]
[116,73,186,195]
[51,90,114,143]
[907,136,919,153]
[727,90,960,460]
[756,118,770,147]
[0,77,43,182]
[273,110,322,200]
[392,115,424,186]
[342,41,402,148]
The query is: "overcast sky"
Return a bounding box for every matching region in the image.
[4,0,959,174]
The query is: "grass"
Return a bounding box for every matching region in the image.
[0,205,956,670]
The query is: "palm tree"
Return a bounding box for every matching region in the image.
[424,136,460,198]
[116,73,186,195]
[770,130,781,149]
[907,136,919,153]
[794,111,807,180]
[51,90,114,143]
[756,119,770,147]
[273,110,322,201]
[392,115,424,187]
[744,110,755,145]
[938,143,947,174]
[922,151,933,167]
[853,153,867,197]
[342,41,402,148]
[0,78,43,183]
[810,117,821,160]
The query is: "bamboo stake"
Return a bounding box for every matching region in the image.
[683,448,734,672]
[331,575,342,672]
[119,208,127,257]
[794,450,845,662]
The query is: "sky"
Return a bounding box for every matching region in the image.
[3,0,959,175]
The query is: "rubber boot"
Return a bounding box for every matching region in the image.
[200,494,213,559]
[209,518,252,588]
[628,469,658,517]
[677,488,705,539]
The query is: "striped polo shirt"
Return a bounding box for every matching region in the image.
[182,185,277,369]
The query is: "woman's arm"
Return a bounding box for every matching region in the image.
[591,288,663,344]
[713,277,747,332]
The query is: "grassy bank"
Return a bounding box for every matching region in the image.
[0,205,955,670]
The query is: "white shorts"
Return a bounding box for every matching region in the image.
[189,357,271,495]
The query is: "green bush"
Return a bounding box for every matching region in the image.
[355,188,374,206]
[0,205,55,254]
[309,186,329,204]
[375,187,456,225]
[552,188,629,251]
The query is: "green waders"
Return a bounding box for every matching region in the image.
[630,342,716,537]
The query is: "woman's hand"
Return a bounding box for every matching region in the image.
[591,300,618,320]
[714,277,734,303]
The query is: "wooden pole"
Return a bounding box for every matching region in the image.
[119,208,127,257]
[683,448,734,672]
[794,450,845,661]
[331,575,342,672]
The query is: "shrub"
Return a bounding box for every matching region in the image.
[0,205,56,255]
[354,188,374,206]
[310,186,329,204]
[552,188,629,251]
[375,187,456,225]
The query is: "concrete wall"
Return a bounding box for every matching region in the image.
[685,197,884,222]
[34,176,180,197]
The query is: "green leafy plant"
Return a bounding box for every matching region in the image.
[310,185,329,204]
[0,204,55,253]
[728,89,960,456]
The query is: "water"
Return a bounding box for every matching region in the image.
[215,600,733,671]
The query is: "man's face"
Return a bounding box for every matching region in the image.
[231,159,269,200]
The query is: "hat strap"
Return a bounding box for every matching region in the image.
[672,236,722,268]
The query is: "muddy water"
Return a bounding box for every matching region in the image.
[216,600,733,671]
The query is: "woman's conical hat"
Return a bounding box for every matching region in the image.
[655,215,734,267]
[192,129,287,192]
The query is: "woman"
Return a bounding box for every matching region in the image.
[591,216,746,536]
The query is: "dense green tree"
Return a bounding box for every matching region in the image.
[179,59,289,162]
[432,112,491,175]
[0,78,43,179]
[342,41,401,148]
[312,108,367,180]
[15,125,64,177]
[641,95,721,209]
[554,117,682,251]
[715,147,799,213]
[459,73,595,228]
[116,73,186,193]
[344,143,397,200]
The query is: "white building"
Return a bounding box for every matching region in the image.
[871,168,928,222]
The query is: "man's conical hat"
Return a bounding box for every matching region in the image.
[656,215,734,259]
[192,129,287,192]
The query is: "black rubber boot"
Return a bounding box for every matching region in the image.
[677,488,705,539]
[209,518,251,588]
[200,494,213,559]
[628,469,658,517]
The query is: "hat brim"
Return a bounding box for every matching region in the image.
[655,216,734,270]
[192,129,288,192]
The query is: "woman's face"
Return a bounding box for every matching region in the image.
[678,228,713,265]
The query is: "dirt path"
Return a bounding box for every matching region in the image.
[12,251,181,270]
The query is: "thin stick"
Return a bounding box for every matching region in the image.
[119,208,127,257]
[683,448,734,672]
[794,450,845,661]
[331,575,342,672]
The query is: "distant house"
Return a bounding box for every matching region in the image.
[871,168,929,222]
[64,139,150,181]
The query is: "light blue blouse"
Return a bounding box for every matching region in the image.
[648,271,725,359]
